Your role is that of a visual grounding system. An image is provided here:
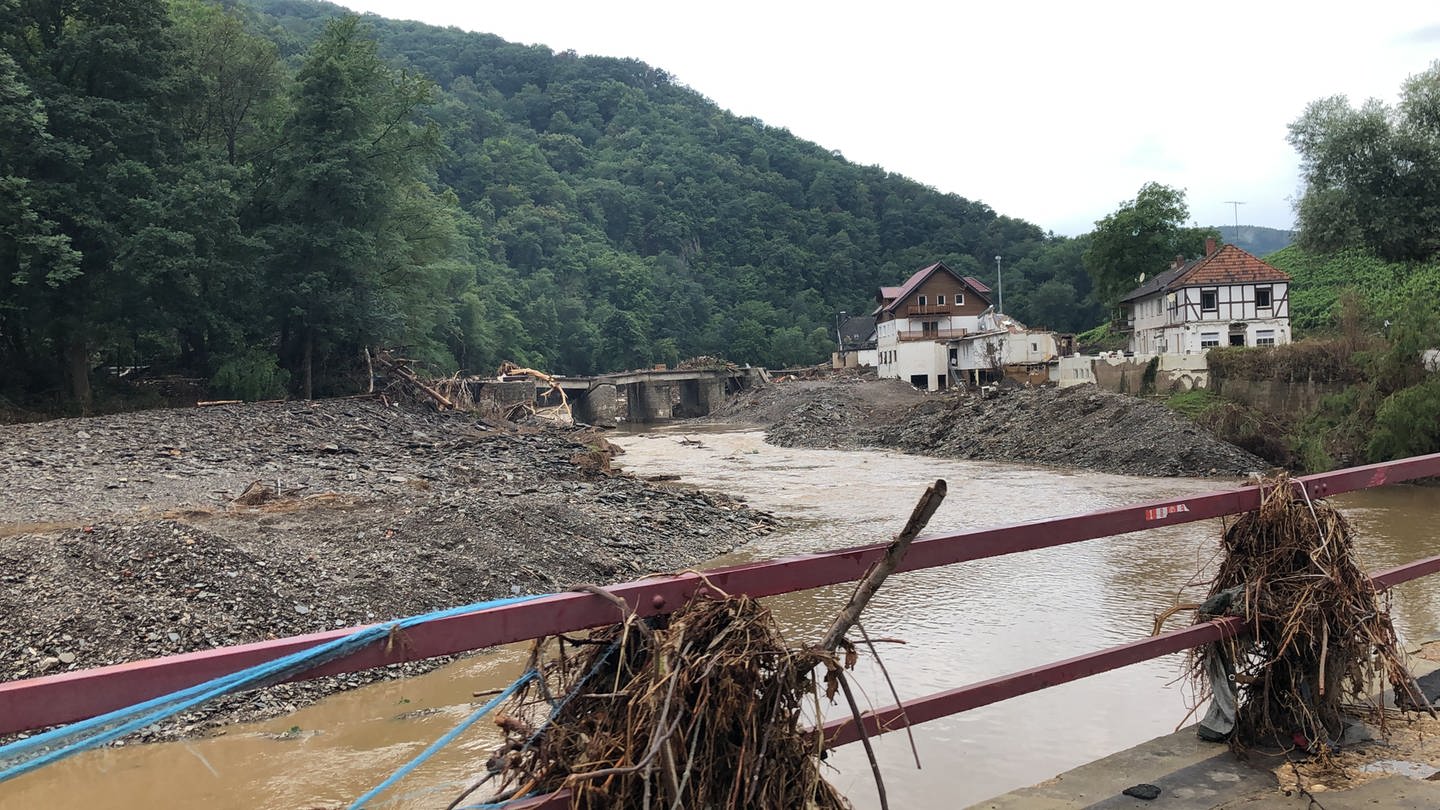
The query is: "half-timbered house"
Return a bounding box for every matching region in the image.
[1118,240,1291,355]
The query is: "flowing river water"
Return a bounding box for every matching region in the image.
[4,427,1439,809]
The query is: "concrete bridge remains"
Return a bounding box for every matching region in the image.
[557,367,763,425]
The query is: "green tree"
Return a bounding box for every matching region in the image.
[1289,62,1440,261]
[170,0,283,165]
[0,0,187,406]
[258,16,451,397]
[1083,182,1218,308]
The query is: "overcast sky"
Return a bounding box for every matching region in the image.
[338,0,1439,237]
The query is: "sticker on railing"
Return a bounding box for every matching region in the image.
[1145,503,1190,520]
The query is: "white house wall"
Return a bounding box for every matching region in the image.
[1129,282,1290,354]
[875,333,949,391]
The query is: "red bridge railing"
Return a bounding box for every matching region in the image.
[3,453,1439,797]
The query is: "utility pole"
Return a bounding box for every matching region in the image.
[994,255,1003,315]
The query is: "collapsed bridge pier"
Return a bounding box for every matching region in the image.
[564,367,763,424]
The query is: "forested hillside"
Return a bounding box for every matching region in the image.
[0,0,1101,411]
[1216,225,1293,256]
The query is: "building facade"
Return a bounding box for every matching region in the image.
[1119,241,1292,355]
[873,262,993,390]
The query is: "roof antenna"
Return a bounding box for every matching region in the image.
[1223,200,1245,237]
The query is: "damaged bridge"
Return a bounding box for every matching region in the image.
[478,366,765,425]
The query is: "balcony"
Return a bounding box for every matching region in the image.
[898,327,968,341]
[906,304,958,317]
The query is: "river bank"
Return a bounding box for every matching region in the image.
[709,378,1267,477]
[0,399,774,740]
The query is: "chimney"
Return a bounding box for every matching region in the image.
[1205,237,1217,256]
[1173,254,1184,270]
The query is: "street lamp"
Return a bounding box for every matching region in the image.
[836,311,847,350]
[994,255,1003,315]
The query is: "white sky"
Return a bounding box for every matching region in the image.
[339,0,1440,236]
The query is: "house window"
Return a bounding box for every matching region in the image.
[918,295,927,307]
[955,293,964,305]
[937,294,946,306]
[1255,286,1272,309]
[922,320,939,336]
[1256,329,1276,346]
[1201,289,1218,312]
[1200,332,1220,348]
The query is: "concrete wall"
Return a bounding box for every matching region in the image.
[875,339,949,391]
[470,379,534,409]
[1059,353,1209,394]
[831,349,877,369]
[1062,351,1355,413]
[1210,377,1346,413]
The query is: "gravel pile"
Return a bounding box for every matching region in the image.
[1,399,775,740]
[764,383,1267,477]
[705,378,923,429]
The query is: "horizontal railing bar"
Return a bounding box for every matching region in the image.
[2,453,1437,735]
[821,549,1440,748]
[503,553,1440,810]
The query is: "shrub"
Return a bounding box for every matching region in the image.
[210,349,290,401]
[1076,322,1128,353]
[1368,378,1440,461]
[1207,341,1362,385]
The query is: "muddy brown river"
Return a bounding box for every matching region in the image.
[4,427,1438,809]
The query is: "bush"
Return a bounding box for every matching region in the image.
[1076,322,1128,353]
[1292,433,1335,474]
[1368,378,1440,461]
[1289,385,1380,471]
[1207,341,1362,385]
[210,349,290,401]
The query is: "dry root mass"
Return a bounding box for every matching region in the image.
[464,594,852,809]
[1193,473,1430,753]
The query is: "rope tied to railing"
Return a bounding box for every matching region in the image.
[0,593,544,785]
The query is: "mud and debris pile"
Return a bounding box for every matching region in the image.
[760,383,1266,477]
[0,399,775,739]
[706,378,924,432]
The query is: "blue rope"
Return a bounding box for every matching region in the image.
[348,669,537,809]
[455,797,540,810]
[361,639,625,809]
[0,593,543,783]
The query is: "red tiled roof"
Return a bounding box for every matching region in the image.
[878,286,902,301]
[963,276,991,293]
[1173,244,1290,287]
